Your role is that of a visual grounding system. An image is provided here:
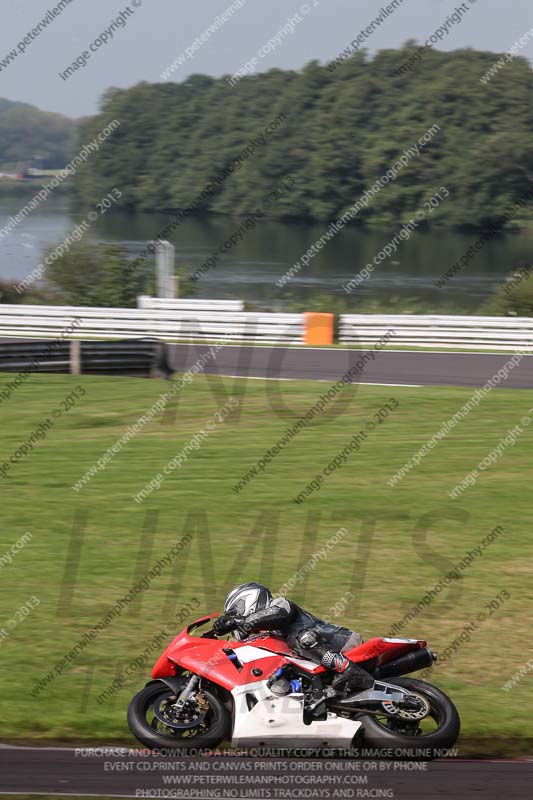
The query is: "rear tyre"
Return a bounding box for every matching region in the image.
[127,680,230,751]
[360,677,460,758]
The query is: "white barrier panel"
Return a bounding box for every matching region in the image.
[0,304,304,344]
[137,296,244,312]
[3,306,530,350]
[339,314,533,350]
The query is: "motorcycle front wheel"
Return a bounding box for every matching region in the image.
[127,679,230,751]
[357,677,460,757]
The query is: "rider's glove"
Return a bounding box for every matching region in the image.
[213,615,243,636]
[321,650,349,671]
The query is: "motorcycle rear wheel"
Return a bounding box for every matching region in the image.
[127,680,229,751]
[357,677,460,757]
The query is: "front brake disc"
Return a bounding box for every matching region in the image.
[153,694,208,730]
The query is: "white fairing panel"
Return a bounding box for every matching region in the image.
[285,654,323,671]
[383,638,419,644]
[234,645,320,672]
[230,681,361,749]
[232,645,281,664]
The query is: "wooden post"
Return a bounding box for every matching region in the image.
[70,340,81,374]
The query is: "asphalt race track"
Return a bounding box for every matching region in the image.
[166,345,533,389]
[1,746,532,799]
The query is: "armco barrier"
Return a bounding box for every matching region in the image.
[137,296,244,312]
[0,304,304,344]
[3,306,529,351]
[0,305,335,346]
[0,338,70,373]
[339,314,533,351]
[0,339,161,378]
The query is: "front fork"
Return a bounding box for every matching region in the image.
[171,674,199,712]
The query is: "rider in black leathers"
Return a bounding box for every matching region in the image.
[212,582,374,692]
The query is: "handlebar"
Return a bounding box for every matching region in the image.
[186,615,219,637]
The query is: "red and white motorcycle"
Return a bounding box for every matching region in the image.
[128,614,460,754]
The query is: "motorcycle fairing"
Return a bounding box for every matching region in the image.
[155,642,285,690]
[230,679,362,748]
[152,618,428,689]
[343,636,428,665]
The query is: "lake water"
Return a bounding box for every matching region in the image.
[1,195,531,313]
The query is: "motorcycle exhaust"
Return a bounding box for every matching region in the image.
[373,646,435,680]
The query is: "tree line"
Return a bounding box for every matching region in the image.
[0,98,77,170]
[71,44,533,231]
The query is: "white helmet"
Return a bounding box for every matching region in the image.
[224,582,272,617]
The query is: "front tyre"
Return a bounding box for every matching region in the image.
[361,677,460,757]
[127,680,230,751]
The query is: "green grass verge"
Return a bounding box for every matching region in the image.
[0,371,532,755]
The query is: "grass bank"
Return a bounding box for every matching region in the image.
[0,371,531,754]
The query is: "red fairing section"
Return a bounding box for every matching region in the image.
[238,634,295,657]
[152,614,220,679]
[152,648,179,679]
[151,621,287,689]
[151,620,428,684]
[178,645,284,690]
[344,637,427,665]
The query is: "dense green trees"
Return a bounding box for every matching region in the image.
[71,46,532,231]
[45,243,147,307]
[0,98,77,169]
[483,268,533,316]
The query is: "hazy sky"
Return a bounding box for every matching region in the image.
[1,0,532,117]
